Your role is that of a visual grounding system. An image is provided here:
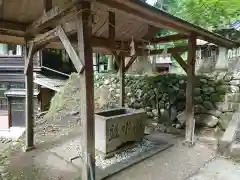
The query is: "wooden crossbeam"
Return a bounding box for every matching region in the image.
[125,55,137,71]
[151,34,188,44]
[58,26,84,73]
[24,42,35,75]
[26,0,82,35]
[171,53,187,73]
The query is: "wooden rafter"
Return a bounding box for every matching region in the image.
[26,0,82,35]
[58,26,84,73]
[171,53,187,73]
[0,20,26,32]
[151,34,188,44]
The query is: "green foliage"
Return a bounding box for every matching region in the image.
[155,0,240,29]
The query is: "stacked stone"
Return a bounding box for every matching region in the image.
[93,72,240,131]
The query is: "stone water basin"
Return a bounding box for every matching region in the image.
[95,108,146,157]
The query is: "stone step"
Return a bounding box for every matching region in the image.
[225,93,240,102]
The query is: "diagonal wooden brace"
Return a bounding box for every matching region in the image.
[57,26,85,73]
[125,55,137,72]
[171,52,187,73]
[24,42,35,75]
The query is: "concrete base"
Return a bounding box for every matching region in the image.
[23,146,36,152]
[219,113,240,155]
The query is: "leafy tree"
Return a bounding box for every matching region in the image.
[154,0,240,29]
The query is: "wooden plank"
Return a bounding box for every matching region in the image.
[185,35,196,146]
[26,0,82,35]
[171,53,187,73]
[151,34,188,44]
[58,26,84,73]
[119,54,125,107]
[77,2,95,180]
[24,45,35,151]
[125,55,137,72]
[24,42,35,75]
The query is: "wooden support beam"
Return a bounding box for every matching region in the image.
[58,26,84,73]
[24,42,35,75]
[24,44,35,151]
[108,11,116,43]
[77,2,95,180]
[125,55,137,72]
[185,35,196,146]
[7,98,12,128]
[171,53,187,73]
[26,0,82,35]
[119,54,125,107]
[151,34,188,44]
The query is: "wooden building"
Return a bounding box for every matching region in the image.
[0,0,239,179]
[0,44,41,130]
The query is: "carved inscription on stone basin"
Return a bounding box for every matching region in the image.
[95,108,146,155]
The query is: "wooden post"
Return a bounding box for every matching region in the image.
[185,35,196,146]
[77,2,95,180]
[119,54,125,107]
[24,44,35,151]
[7,97,12,128]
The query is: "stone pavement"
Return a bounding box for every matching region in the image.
[188,158,240,180]
[1,130,240,180]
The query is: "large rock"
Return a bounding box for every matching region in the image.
[177,111,185,125]
[194,104,207,114]
[203,101,214,110]
[195,114,219,128]
[194,96,203,104]
[218,112,234,130]
[206,109,222,118]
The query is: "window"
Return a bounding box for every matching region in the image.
[0,43,22,56]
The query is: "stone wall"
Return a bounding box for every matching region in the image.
[45,71,240,131]
[94,71,240,130]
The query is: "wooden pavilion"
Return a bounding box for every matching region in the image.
[0,0,239,179]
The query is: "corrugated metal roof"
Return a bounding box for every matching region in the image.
[33,73,67,92]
